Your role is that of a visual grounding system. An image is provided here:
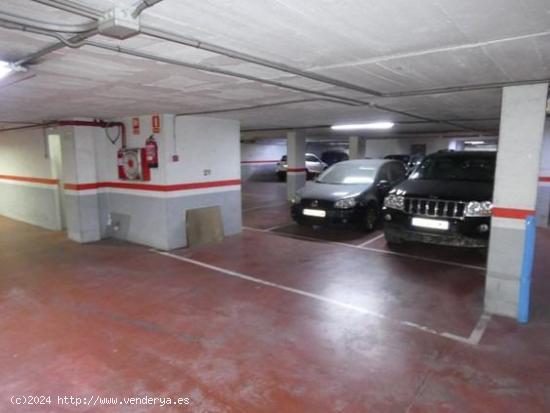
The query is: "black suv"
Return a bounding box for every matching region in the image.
[382,151,496,247]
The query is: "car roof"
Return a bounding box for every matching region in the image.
[332,158,398,168]
[428,150,496,158]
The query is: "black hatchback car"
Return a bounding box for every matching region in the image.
[291,159,407,231]
[382,151,496,247]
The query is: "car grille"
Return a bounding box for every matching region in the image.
[404,197,466,219]
[301,199,334,209]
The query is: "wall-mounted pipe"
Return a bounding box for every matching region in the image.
[0,119,127,148]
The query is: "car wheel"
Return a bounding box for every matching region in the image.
[363,206,379,232]
[277,172,286,182]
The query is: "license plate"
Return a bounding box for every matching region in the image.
[411,217,449,230]
[303,209,326,218]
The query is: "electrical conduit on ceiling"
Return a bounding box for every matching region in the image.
[22,0,550,98]
[0,21,479,133]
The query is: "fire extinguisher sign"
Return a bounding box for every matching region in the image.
[132,117,140,135]
[152,114,161,134]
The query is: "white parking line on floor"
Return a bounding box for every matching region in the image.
[358,233,385,247]
[263,223,296,232]
[242,201,288,212]
[467,313,492,345]
[242,227,486,271]
[151,249,490,346]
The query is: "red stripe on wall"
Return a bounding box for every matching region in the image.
[492,207,535,220]
[0,174,58,185]
[64,179,241,192]
[540,176,550,182]
[287,168,307,173]
[241,160,279,164]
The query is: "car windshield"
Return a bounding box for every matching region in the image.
[317,164,376,185]
[281,155,287,162]
[410,155,496,182]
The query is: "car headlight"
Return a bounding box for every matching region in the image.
[334,197,357,209]
[291,194,302,204]
[384,194,404,211]
[465,201,492,217]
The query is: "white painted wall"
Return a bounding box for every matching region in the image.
[0,128,51,178]
[241,141,285,181]
[0,127,62,230]
[169,115,241,184]
[241,141,286,163]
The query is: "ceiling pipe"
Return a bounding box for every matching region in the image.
[8,4,550,99]
[0,22,478,132]
[177,98,358,116]
[30,0,102,19]
[0,10,97,33]
[81,40,370,107]
[141,26,383,97]
[132,0,165,18]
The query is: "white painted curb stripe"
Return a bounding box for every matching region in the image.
[152,249,490,345]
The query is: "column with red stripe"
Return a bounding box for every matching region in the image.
[485,83,548,320]
[286,130,307,201]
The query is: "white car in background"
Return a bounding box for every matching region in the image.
[276,153,327,181]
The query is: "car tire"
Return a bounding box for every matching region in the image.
[363,205,379,232]
[277,172,286,182]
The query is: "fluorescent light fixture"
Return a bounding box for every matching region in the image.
[465,140,485,145]
[0,61,13,79]
[331,121,394,131]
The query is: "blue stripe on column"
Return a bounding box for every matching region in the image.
[518,215,537,323]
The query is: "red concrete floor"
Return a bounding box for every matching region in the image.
[0,183,549,412]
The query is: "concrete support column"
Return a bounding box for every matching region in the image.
[536,119,550,227]
[286,130,306,200]
[349,136,366,159]
[485,83,548,318]
[61,125,102,243]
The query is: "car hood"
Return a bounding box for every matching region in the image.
[391,179,493,201]
[298,182,370,201]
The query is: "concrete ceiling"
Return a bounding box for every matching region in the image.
[0,0,549,138]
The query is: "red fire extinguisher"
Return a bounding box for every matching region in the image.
[145,135,158,168]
